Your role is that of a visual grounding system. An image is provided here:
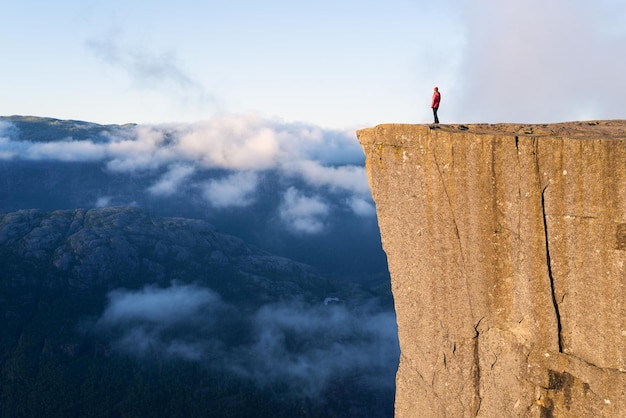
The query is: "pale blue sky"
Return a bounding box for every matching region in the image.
[1,1,625,128]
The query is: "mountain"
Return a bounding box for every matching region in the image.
[0,206,331,299]
[358,121,626,417]
[0,116,398,417]
[1,206,397,417]
[0,115,388,283]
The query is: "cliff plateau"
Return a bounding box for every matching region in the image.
[357,121,626,417]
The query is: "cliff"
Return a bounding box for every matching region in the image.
[357,121,626,417]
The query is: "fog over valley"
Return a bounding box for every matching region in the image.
[0,115,396,417]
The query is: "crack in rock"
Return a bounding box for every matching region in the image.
[541,185,563,353]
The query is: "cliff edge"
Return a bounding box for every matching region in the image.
[357,121,626,417]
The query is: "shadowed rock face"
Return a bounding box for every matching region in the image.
[358,121,626,417]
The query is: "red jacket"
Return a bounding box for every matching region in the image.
[431,91,441,109]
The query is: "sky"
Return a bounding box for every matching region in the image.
[2,1,625,129]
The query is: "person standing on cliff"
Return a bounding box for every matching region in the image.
[431,87,441,124]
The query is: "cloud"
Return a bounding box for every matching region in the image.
[231,301,399,398]
[270,124,364,166]
[175,113,282,170]
[0,121,11,134]
[97,283,227,360]
[93,196,139,209]
[279,187,329,234]
[347,196,376,217]
[455,0,626,123]
[0,123,17,159]
[2,115,372,223]
[85,37,215,108]
[94,283,399,399]
[148,164,196,197]
[104,125,173,172]
[201,171,259,208]
[282,160,370,194]
[30,139,107,162]
[95,196,113,208]
[99,283,224,326]
[0,137,19,160]
[0,135,107,162]
[2,114,364,174]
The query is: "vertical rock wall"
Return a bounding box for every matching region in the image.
[357,122,626,417]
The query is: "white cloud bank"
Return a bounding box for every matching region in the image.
[201,171,259,208]
[148,164,196,197]
[279,187,330,234]
[0,113,375,231]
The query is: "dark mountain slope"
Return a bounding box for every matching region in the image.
[0,207,396,417]
[0,206,332,302]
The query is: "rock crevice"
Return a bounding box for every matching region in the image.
[541,184,563,353]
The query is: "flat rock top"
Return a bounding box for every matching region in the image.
[358,120,626,141]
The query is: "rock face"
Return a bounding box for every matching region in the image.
[357,121,626,417]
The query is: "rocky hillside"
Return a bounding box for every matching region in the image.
[358,121,626,417]
[0,115,387,283]
[0,207,397,417]
[0,206,329,301]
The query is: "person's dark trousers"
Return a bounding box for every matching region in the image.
[433,108,439,124]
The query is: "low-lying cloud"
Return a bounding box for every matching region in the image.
[99,283,224,326]
[95,283,399,398]
[201,171,259,208]
[279,187,330,234]
[0,114,374,234]
[97,284,228,361]
[234,300,398,397]
[0,113,363,172]
[282,159,371,195]
[175,114,283,170]
[347,196,376,217]
[148,164,196,197]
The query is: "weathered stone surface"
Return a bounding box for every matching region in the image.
[357,121,626,417]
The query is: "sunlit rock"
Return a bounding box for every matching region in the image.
[358,121,626,417]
